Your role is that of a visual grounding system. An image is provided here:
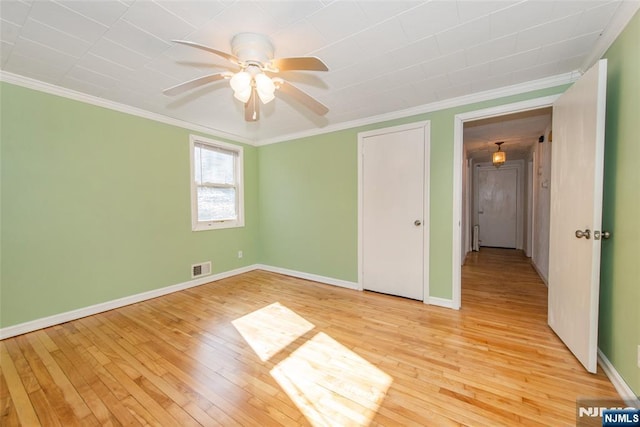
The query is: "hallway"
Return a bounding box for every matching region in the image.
[463,248,548,313]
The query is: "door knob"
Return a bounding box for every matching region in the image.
[414,220,422,226]
[602,230,611,239]
[575,229,591,239]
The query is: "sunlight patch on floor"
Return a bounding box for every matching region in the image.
[233,303,392,426]
[231,302,314,361]
[271,332,392,427]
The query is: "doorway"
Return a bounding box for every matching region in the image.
[455,61,606,374]
[451,96,560,309]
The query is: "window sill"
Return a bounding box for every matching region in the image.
[193,220,245,231]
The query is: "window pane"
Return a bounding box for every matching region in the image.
[199,147,235,185]
[197,186,236,221]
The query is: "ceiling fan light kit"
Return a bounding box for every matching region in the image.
[254,72,276,104]
[163,32,329,122]
[230,71,252,102]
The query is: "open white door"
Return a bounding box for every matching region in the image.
[548,59,607,373]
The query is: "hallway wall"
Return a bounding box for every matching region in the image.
[531,125,552,283]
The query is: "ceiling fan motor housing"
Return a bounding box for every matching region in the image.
[231,33,274,65]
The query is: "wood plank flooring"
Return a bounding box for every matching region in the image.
[1,248,620,426]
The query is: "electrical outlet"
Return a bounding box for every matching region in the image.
[238,250,243,259]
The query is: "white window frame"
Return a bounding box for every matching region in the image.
[190,134,244,231]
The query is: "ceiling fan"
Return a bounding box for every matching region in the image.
[163,32,329,122]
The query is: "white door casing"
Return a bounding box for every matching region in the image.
[358,122,430,301]
[452,95,561,310]
[548,59,607,373]
[526,160,534,258]
[477,167,518,248]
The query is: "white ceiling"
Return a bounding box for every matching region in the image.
[0,1,636,144]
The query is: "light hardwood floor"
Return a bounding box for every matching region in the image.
[1,248,620,426]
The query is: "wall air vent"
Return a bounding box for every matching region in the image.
[191,261,212,278]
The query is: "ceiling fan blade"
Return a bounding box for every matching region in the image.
[163,72,229,96]
[269,56,328,72]
[277,81,329,116]
[172,40,241,65]
[244,87,260,122]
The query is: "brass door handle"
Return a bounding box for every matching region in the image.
[575,229,591,239]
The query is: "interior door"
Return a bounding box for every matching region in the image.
[548,59,607,373]
[362,125,427,300]
[478,167,518,248]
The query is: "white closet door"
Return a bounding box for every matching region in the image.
[362,124,427,300]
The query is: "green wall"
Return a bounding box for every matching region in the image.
[258,86,568,298]
[257,133,358,281]
[599,10,640,395]
[0,83,259,327]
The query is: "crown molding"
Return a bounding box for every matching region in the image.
[256,71,580,146]
[0,71,256,146]
[1,69,579,147]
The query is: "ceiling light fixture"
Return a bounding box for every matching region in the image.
[229,67,276,105]
[230,71,252,102]
[493,142,506,167]
[254,72,276,104]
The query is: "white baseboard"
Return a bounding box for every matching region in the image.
[255,264,361,291]
[256,265,460,311]
[427,296,456,309]
[0,265,258,340]
[530,259,548,286]
[598,348,640,406]
[1,264,453,339]
[257,265,461,311]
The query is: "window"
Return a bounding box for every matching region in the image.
[190,135,244,230]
